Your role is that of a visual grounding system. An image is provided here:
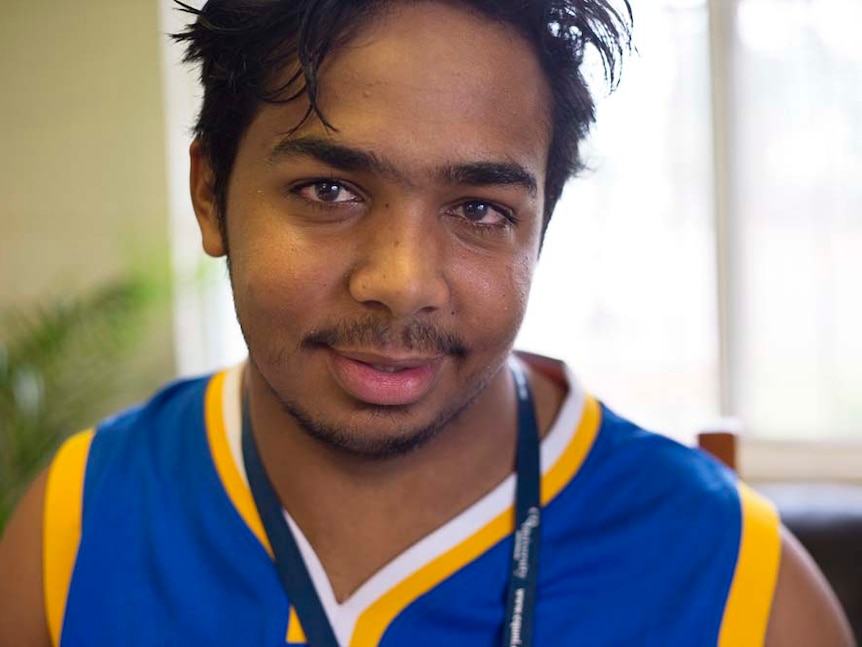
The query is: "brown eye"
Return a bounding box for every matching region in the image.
[315,182,345,202]
[463,201,491,221]
[295,181,361,204]
[453,200,512,225]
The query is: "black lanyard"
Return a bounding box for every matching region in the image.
[242,358,541,647]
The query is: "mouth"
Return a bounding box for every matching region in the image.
[325,347,445,406]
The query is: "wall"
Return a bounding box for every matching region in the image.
[0,0,175,396]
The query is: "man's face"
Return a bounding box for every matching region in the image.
[194,1,551,456]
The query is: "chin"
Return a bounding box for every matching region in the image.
[281,398,447,459]
[279,368,496,460]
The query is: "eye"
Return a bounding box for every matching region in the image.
[295,181,361,205]
[450,200,513,226]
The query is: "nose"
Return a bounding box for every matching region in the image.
[348,208,450,319]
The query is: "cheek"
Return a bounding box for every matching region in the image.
[502,253,535,327]
[509,253,536,309]
[457,249,536,347]
[231,236,343,332]
[225,182,341,303]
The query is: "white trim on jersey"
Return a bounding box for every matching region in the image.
[221,355,586,644]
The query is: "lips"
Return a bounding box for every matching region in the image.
[326,348,444,406]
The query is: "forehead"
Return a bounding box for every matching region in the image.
[240,1,552,184]
[325,2,550,124]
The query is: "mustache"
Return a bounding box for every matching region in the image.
[302,316,468,357]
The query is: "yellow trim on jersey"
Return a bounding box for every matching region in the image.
[718,481,781,646]
[541,395,602,504]
[286,605,308,643]
[350,394,603,646]
[43,429,95,647]
[351,509,511,646]
[204,370,273,557]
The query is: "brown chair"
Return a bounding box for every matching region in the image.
[696,431,737,471]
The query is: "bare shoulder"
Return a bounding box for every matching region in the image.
[766,526,856,647]
[0,470,52,647]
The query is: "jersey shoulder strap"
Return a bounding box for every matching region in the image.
[719,480,782,646]
[43,429,95,647]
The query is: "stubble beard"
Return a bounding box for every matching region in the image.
[268,356,505,460]
[237,298,513,459]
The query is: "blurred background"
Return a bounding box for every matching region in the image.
[1,0,860,487]
[522,0,862,444]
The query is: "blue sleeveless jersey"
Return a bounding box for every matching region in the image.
[43,361,780,646]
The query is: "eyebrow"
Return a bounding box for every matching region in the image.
[438,161,537,197]
[268,136,403,179]
[267,136,538,196]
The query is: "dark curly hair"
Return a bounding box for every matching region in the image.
[173,0,632,242]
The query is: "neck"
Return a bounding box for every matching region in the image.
[243,354,564,601]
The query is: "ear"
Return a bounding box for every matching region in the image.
[189,139,227,258]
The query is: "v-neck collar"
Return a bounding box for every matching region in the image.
[204,357,602,646]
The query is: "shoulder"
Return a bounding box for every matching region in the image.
[582,406,786,641]
[555,400,752,564]
[0,371,221,647]
[93,371,215,441]
[0,469,51,647]
[589,404,740,507]
[766,527,855,646]
[586,408,854,645]
[579,407,755,555]
[81,371,218,481]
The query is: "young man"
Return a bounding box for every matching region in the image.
[0,1,853,645]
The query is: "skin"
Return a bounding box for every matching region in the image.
[220,4,550,458]
[0,2,854,645]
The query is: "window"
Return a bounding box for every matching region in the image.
[731,0,862,439]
